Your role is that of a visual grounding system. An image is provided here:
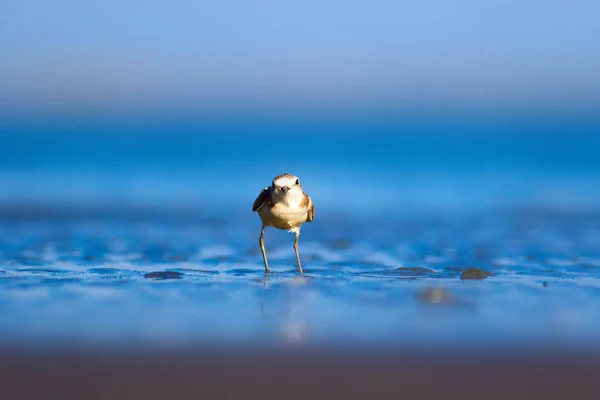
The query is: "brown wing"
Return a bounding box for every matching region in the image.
[305,195,314,222]
[252,187,272,212]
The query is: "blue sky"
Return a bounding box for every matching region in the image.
[1,0,599,118]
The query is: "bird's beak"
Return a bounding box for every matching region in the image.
[281,186,289,193]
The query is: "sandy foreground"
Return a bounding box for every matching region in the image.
[1,346,600,400]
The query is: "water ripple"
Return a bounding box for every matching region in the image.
[0,207,599,350]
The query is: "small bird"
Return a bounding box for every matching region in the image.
[252,173,314,273]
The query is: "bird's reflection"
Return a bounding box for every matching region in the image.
[257,272,312,345]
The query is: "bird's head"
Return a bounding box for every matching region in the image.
[272,173,303,198]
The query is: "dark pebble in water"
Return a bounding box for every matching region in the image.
[143,271,184,280]
[460,267,494,280]
[396,267,435,276]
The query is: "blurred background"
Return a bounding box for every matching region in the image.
[1,0,600,372]
[1,0,599,213]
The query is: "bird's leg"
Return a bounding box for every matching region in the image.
[293,231,303,274]
[259,227,269,273]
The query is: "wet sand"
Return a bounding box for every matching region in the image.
[2,347,600,399]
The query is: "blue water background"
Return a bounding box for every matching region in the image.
[1,119,600,351]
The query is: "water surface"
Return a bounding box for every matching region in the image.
[1,124,599,352]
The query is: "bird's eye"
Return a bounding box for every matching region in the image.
[295,179,299,185]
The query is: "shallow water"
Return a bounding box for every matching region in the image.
[1,205,600,352]
[1,125,600,352]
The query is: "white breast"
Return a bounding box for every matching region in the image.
[258,201,308,232]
